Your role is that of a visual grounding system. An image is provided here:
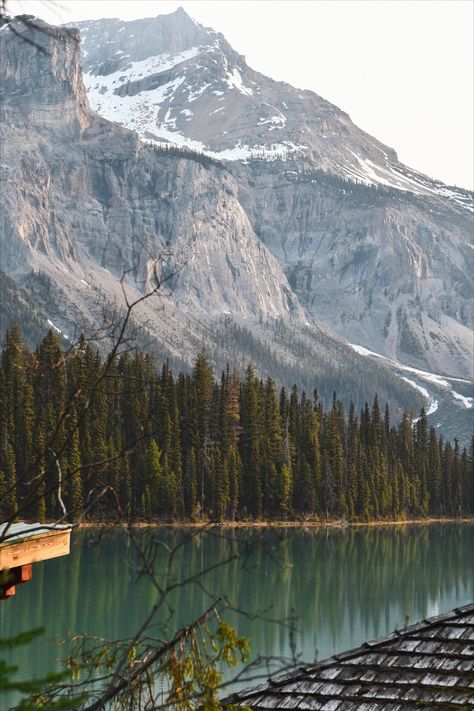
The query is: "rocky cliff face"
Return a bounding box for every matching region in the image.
[0,19,92,135]
[232,163,473,377]
[0,17,302,327]
[73,8,474,378]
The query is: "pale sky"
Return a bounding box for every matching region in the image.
[9,0,474,189]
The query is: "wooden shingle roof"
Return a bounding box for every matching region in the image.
[228,603,474,710]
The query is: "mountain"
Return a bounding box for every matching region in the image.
[74,9,470,200]
[0,20,303,323]
[0,13,472,442]
[74,8,474,380]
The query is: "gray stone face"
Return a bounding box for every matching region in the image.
[1,20,92,136]
[0,17,303,329]
[232,163,473,378]
[72,8,474,378]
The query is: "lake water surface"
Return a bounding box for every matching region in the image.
[1,523,473,707]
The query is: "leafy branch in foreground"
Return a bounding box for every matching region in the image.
[52,613,250,711]
[1,595,253,710]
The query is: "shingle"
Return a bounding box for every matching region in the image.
[319,700,341,711]
[457,658,474,673]
[276,695,307,709]
[394,639,419,652]
[229,603,474,710]
[253,696,282,709]
[282,681,307,694]
[358,670,376,682]
[357,685,399,700]
[317,668,341,681]
[294,698,326,711]
[454,613,474,625]
[296,682,325,696]
[398,686,436,703]
[314,683,345,697]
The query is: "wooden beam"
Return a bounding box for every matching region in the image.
[0,529,70,570]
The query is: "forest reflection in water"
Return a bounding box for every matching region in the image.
[1,523,473,702]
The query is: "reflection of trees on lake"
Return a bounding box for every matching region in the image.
[2,524,473,691]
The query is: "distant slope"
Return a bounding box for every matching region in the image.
[349,343,474,446]
[0,271,52,346]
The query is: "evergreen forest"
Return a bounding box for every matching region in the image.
[0,327,472,523]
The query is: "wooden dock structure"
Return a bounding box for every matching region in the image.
[0,522,71,600]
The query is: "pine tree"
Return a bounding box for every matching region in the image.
[328,406,346,517]
[32,422,47,521]
[65,406,83,519]
[428,427,442,514]
[276,463,292,518]
[184,447,198,518]
[239,365,264,517]
[147,439,162,516]
[4,442,17,520]
[227,440,241,520]
[0,469,7,520]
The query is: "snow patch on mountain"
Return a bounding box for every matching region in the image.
[187,82,212,102]
[258,114,286,130]
[85,45,200,85]
[225,67,253,96]
[209,141,306,162]
[452,391,474,409]
[47,318,69,340]
[401,377,438,416]
[342,151,473,209]
[349,343,473,413]
[142,135,306,162]
[84,71,186,134]
[349,344,384,359]
[82,45,208,133]
[47,318,61,334]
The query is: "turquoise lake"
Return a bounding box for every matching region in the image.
[1,523,473,707]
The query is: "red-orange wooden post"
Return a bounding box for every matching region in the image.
[0,570,16,600]
[15,564,33,584]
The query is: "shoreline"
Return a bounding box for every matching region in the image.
[74,517,474,530]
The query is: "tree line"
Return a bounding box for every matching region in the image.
[2,270,421,420]
[0,327,472,523]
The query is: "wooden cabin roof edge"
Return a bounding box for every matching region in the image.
[226,602,474,706]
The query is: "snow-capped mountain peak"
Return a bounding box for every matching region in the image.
[74,9,472,211]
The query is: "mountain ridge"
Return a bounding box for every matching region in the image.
[73,9,471,206]
[70,8,473,381]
